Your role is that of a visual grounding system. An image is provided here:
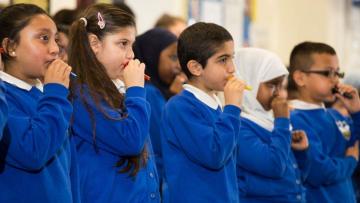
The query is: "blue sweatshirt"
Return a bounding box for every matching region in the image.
[237,117,310,203]
[161,87,241,203]
[144,83,166,181]
[0,80,8,140]
[291,105,360,203]
[71,85,160,203]
[0,72,79,203]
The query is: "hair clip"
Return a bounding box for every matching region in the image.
[97,12,106,29]
[79,17,88,27]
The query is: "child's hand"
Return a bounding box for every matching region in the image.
[123,59,146,88]
[271,96,289,118]
[346,141,359,161]
[335,84,360,113]
[291,130,309,151]
[224,76,246,108]
[44,59,71,88]
[169,72,187,94]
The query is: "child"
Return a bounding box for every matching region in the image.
[133,28,184,187]
[53,9,78,62]
[0,4,79,202]
[68,4,159,202]
[154,14,187,37]
[289,41,360,203]
[160,22,246,202]
[235,48,310,202]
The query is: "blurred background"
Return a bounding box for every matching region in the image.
[1,0,359,72]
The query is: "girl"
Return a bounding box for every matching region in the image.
[133,28,184,189]
[0,4,79,202]
[235,48,310,202]
[68,4,159,203]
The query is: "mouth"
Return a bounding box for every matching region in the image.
[45,59,56,68]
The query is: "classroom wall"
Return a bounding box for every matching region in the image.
[4,0,359,72]
[251,0,360,72]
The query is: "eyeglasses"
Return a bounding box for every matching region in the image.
[302,69,345,79]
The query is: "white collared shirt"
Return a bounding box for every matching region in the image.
[183,84,222,110]
[112,79,126,94]
[289,99,325,110]
[0,71,43,92]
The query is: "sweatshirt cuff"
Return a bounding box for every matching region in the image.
[126,86,145,99]
[274,117,290,130]
[223,105,241,117]
[43,83,69,97]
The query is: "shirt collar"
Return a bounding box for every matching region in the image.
[0,71,43,92]
[183,84,222,110]
[112,79,126,94]
[289,99,325,110]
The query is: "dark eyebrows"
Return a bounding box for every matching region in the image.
[216,53,232,60]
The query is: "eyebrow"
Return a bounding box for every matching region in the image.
[37,28,57,34]
[216,54,233,59]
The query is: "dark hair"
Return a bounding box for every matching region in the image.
[53,9,79,35]
[0,4,48,64]
[154,14,185,29]
[113,2,135,19]
[178,22,233,78]
[68,3,146,177]
[288,41,336,93]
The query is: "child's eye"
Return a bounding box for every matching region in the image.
[219,57,227,64]
[118,41,128,48]
[40,35,49,41]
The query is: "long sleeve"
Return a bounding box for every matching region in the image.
[237,118,292,178]
[69,137,81,203]
[73,86,151,156]
[164,103,241,170]
[3,84,72,170]
[291,115,357,187]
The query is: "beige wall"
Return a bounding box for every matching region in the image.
[251,0,345,66]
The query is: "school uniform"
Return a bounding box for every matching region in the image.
[234,48,309,203]
[290,99,360,203]
[144,83,166,181]
[71,79,160,203]
[0,79,8,140]
[161,84,241,203]
[0,71,79,203]
[134,28,178,187]
[237,117,309,203]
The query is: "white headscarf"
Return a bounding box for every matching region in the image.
[235,48,288,131]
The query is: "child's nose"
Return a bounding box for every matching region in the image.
[49,40,59,56]
[126,48,134,60]
[228,62,235,73]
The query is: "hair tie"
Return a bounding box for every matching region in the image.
[79,17,87,27]
[97,12,106,29]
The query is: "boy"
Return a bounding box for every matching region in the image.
[160,22,246,202]
[288,41,360,203]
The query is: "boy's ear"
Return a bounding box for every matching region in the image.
[88,34,101,55]
[293,70,306,87]
[187,60,203,77]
